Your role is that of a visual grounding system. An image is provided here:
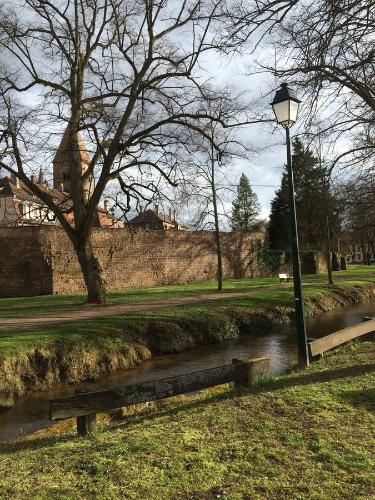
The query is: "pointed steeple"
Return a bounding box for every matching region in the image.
[53,125,92,194]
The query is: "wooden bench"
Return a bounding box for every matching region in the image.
[278,273,290,283]
[50,357,270,436]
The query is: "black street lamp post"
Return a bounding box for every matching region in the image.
[271,83,310,368]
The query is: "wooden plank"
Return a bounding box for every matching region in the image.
[308,319,375,357]
[50,357,270,421]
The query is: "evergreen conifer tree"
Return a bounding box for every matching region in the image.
[268,138,340,251]
[268,175,290,250]
[231,174,261,231]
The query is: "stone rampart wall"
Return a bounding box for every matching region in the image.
[0,227,264,297]
[0,228,53,297]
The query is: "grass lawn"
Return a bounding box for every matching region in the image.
[0,264,373,319]
[0,341,374,499]
[0,265,374,358]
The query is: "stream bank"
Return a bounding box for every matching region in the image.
[1,342,373,498]
[1,296,375,441]
[1,283,374,407]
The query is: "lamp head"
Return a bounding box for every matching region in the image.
[271,82,301,127]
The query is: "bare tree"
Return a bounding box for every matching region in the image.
[0,0,267,303]
[339,176,375,265]
[176,100,248,290]
[261,1,375,170]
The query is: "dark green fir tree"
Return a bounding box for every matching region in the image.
[268,137,340,251]
[267,175,290,250]
[231,173,261,231]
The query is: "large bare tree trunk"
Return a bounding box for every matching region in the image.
[75,237,107,304]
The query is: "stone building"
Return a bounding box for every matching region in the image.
[0,127,122,228]
[52,126,97,203]
[127,205,186,230]
[0,174,71,226]
[344,240,374,264]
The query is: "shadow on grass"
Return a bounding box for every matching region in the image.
[1,362,374,454]
[0,432,77,454]
[249,363,375,394]
[339,388,375,412]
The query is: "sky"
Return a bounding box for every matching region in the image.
[198,49,290,220]
[1,0,336,226]
[197,44,353,223]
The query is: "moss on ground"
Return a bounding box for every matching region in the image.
[0,342,374,499]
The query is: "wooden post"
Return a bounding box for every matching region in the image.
[232,359,248,388]
[362,317,375,340]
[75,389,96,436]
[232,358,269,388]
[307,339,324,362]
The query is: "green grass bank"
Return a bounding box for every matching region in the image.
[0,341,374,499]
[0,266,374,406]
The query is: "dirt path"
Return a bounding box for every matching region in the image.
[0,285,290,330]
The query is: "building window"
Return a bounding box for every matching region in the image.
[23,202,30,219]
[47,210,56,222]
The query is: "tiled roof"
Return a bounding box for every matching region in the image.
[0,175,121,227]
[0,176,71,204]
[127,209,177,226]
[96,206,120,220]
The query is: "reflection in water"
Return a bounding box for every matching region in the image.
[0,300,374,441]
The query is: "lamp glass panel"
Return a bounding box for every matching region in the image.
[272,101,290,124]
[289,100,300,123]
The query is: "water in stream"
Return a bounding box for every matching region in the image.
[0,300,374,442]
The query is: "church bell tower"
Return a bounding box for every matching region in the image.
[53,126,94,197]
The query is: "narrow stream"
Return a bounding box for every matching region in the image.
[0,301,374,442]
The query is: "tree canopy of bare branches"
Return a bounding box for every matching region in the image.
[265,0,375,171]
[0,0,265,303]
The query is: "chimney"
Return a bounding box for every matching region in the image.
[104,199,110,212]
[38,168,44,185]
[168,208,172,221]
[11,174,20,189]
[173,209,176,222]
[31,174,36,183]
[154,204,159,215]
[59,182,64,192]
